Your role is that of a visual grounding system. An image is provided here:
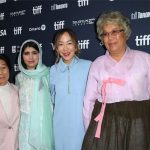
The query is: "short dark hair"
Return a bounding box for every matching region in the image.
[0,54,11,71]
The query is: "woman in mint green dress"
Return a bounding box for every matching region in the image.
[15,39,54,150]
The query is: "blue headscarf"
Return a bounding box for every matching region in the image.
[18,39,54,150]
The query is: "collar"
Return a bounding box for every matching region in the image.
[57,56,79,72]
[105,47,134,74]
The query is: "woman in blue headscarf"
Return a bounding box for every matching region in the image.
[15,39,54,150]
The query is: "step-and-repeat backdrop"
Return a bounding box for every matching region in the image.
[0,0,150,82]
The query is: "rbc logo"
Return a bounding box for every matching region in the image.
[0,29,7,36]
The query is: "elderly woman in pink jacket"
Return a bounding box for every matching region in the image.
[0,54,20,150]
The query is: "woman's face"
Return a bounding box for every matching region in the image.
[22,47,39,70]
[56,32,77,64]
[101,23,127,57]
[0,59,9,86]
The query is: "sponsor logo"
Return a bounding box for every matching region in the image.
[51,3,68,11]
[29,24,46,32]
[0,13,4,20]
[10,10,26,17]
[54,21,65,30]
[135,34,150,46]
[78,39,90,49]
[77,0,89,7]
[14,64,19,72]
[131,11,150,20]
[0,0,6,4]
[72,18,95,26]
[33,5,42,15]
[0,29,7,36]
[0,46,5,54]
[14,27,22,35]
[12,45,20,53]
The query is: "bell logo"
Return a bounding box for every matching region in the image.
[0,29,7,36]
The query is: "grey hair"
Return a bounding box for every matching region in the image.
[96,11,131,40]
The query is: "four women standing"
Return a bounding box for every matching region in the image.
[1,11,149,149]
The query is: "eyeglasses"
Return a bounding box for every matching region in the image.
[100,29,124,38]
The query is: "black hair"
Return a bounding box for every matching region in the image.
[53,27,80,63]
[0,54,11,71]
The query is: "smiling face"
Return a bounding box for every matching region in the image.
[101,23,127,60]
[0,59,9,86]
[22,47,39,70]
[56,32,77,64]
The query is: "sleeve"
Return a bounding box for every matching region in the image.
[146,53,150,95]
[49,68,56,106]
[15,73,20,87]
[83,62,100,130]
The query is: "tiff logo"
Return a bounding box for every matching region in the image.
[54,21,65,30]
[14,27,22,35]
[14,64,19,72]
[78,39,90,49]
[33,5,42,15]
[12,45,20,53]
[0,46,5,54]
[135,34,150,46]
[0,13,4,20]
[77,0,89,7]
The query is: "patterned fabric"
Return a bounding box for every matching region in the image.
[16,39,54,150]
